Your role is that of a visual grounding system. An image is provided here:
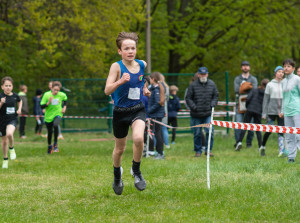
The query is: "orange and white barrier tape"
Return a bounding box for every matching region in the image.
[149,118,300,135]
[212,120,300,134]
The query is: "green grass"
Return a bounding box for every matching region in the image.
[0,130,299,222]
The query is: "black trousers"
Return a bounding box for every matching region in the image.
[262,115,284,146]
[168,117,178,142]
[19,116,26,136]
[238,111,262,147]
[149,118,164,155]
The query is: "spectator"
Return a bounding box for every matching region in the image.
[148,72,165,159]
[160,74,170,148]
[0,76,22,168]
[261,66,286,157]
[235,79,269,154]
[297,66,300,76]
[186,67,218,157]
[168,85,181,144]
[184,73,206,151]
[18,84,28,139]
[234,61,258,148]
[280,59,300,163]
[33,89,44,136]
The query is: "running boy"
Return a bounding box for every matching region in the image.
[41,81,67,154]
[0,76,22,168]
[104,32,151,195]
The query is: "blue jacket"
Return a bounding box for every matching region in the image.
[148,85,165,118]
[168,94,180,118]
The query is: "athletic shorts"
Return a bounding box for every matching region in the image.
[113,102,146,138]
[0,119,18,137]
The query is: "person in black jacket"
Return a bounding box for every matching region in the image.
[168,85,181,144]
[186,67,219,157]
[148,72,165,159]
[235,78,269,154]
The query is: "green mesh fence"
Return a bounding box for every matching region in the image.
[52,73,232,133]
[52,78,112,133]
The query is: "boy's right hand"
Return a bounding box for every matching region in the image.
[120,73,130,84]
[0,97,6,104]
[48,97,53,104]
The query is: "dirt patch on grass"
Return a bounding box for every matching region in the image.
[79,138,115,142]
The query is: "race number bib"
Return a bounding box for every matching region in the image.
[128,87,140,100]
[6,107,15,114]
[51,99,59,105]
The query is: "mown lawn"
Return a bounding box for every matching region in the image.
[0,130,299,222]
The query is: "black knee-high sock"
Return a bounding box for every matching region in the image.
[54,126,59,144]
[113,166,121,180]
[46,124,53,145]
[132,160,141,175]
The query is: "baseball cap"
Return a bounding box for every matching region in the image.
[241,61,250,66]
[198,67,209,74]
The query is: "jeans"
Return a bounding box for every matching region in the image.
[161,125,169,146]
[234,107,254,145]
[191,116,214,153]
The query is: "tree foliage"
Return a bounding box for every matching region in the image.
[1,0,300,102]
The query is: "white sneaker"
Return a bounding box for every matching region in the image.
[2,160,8,169]
[9,149,16,160]
[165,145,170,149]
[147,151,156,156]
[259,146,266,156]
[235,142,242,151]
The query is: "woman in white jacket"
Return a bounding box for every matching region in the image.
[261,66,286,157]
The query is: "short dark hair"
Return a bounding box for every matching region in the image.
[1,76,13,85]
[283,58,295,67]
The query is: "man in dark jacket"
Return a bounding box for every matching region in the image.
[186,67,219,157]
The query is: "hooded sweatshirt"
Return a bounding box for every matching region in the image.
[262,79,283,117]
[281,73,300,116]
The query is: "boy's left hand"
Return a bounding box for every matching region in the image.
[143,87,151,97]
[17,109,21,115]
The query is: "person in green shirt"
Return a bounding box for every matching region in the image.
[41,81,67,154]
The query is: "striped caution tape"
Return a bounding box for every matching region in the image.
[149,119,300,135]
[212,120,300,134]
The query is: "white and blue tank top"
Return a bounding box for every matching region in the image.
[111,59,145,108]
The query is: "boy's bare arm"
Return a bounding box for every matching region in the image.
[17,100,22,115]
[104,63,129,95]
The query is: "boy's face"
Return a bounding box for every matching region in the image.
[51,86,60,95]
[118,39,137,61]
[297,67,300,76]
[283,64,295,75]
[1,80,13,94]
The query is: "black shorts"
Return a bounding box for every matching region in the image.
[0,119,18,137]
[113,102,146,138]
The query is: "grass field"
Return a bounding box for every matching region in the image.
[0,129,299,222]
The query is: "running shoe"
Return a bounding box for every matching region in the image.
[130,167,146,191]
[9,148,16,160]
[113,167,123,195]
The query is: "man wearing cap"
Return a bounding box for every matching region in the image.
[234,61,258,148]
[186,67,219,157]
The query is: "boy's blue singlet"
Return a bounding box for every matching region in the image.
[111,59,145,108]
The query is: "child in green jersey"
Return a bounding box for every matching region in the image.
[41,81,67,154]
